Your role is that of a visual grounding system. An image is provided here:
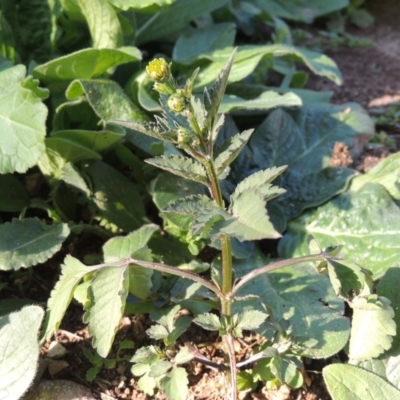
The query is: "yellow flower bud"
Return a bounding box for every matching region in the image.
[146,58,170,82]
[167,94,186,113]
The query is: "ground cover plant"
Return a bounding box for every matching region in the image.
[1,0,400,399]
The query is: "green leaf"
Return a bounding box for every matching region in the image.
[378,267,400,355]
[218,92,302,115]
[193,312,221,331]
[0,65,47,174]
[173,23,236,65]
[84,265,129,357]
[0,174,30,212]
[386,354,400,389]
[232,166,287,202]
[147,324,169,340]
[38,137,101,179]
[42,255,94,341]
[72,0,123,48]
[324,364,400,400]
[194,44,343,88]
[33,47,141,84]
[214,129,253,176]
[159,367,189,400]
[66,79,148,123]
[0,218,70,271]
[109,0,176,11]
[349,295,396,361]
[234,254,350,359]
[279,183,400,278]
[131,345,160,365]
[246,103,372,221]
[236,310,268,331]
[135,0,229,45]
[0,306,44,400]
[146,156,207,184]
[83,160,146,232]
[51,129,125,153]
[350,152,400,200]
[204,48,237,132]
[174,347,194,365]
[149,360,172,377]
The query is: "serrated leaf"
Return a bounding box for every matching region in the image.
[0,218,70,271]
[0,306,44,400]
[386,354,400,389]
[138,373,157,396]
[279,183,400,278]
[193,313,221,331]
[160,367,189,400]
[378,267,400,355]
[131,345,160,365]
[174,347,194,365]
[84,265,129,357]
[349,295,396,361]
[236,310,268,331]
[324,364,400,400]
[147,324,169,340]
[214,129,253,175]
[213,190,281,241]
[232,166,287,202]
[0,65,47,174]
[204,48,236,132]
[149,360,172,377]
[112,120,175,143]
[33,47,141,84]
[42,256,95,341]
[146,156,207,184]
[168,316,192,344]
[131,363,149,377]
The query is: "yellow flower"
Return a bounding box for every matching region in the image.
[167,94,186,113]
[146,58,170,82]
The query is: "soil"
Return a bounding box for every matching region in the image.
[7,0,400,399]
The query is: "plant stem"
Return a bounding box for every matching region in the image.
[229,253,327,298]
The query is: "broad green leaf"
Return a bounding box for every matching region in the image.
[349,295,396,361]
[174,347,194,365]
[256,0,348,23]
[234,254,350,358]
[173,23,236,65]
[214,129,253,176]
[324,364,400,400]
[386,354,400,389]
[246,103,372,221]
[42,256,95,341]
[103,225,159,299]
[0,306,44,400]
[146,156,207,184]
[33,47,141,84]
[72,0,123,48]
[131,345,160,364]
[38,137,101,179]
[160,367,189,400]
[193,313,221,331]
[66,79,148,123]
[167,316,192,344]
[194,44,343,88]
[109,0,176,11]
[204,49,237,133]
[236,310,268,330]
[0,174,30,212]
[51,129,125,153]
[279,183,400,278]
[358,358,387,379]
[219,92,302,115]
[0,218,70,271]
[135,0,229,45]
[350,152,400,200]
[0,65,47,173]
[147,324,169,340]
[84,265,129,357]
[150,304,181,332]
[378,267,400,355]
[83,160,146,232]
